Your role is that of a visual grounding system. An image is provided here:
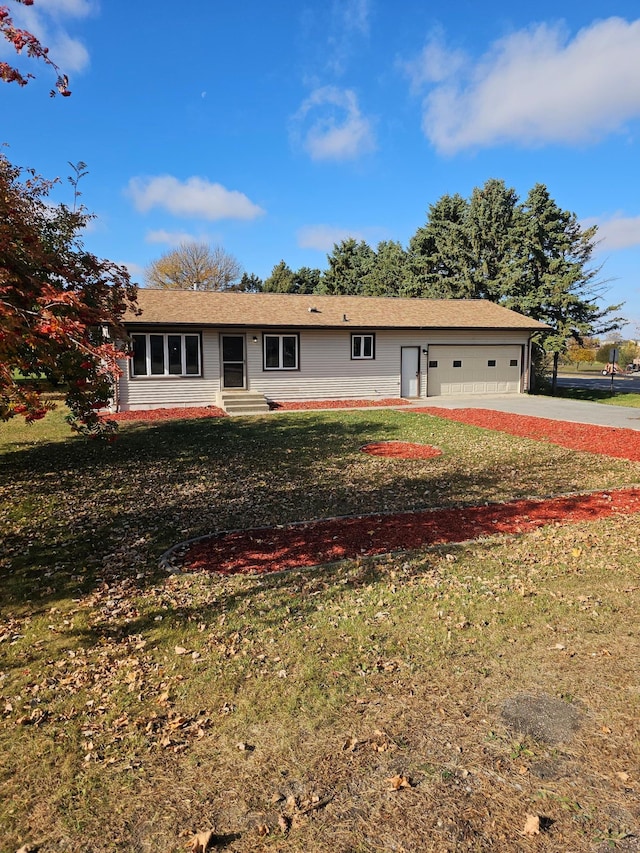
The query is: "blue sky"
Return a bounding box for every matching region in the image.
[2,0,640,331]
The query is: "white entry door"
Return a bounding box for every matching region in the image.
[401,347,420,397]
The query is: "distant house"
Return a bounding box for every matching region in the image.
[115,290,548,413]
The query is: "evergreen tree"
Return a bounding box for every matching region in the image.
[263,260,295,293]
[361,240,409,296]
[406,193,472,297]
[232,272,263,292]
[466,179,522,301]
[317,238,375,295]
[507,184,623,392]
[292,266,321,294]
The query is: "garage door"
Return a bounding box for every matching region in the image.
[427,345,522,396]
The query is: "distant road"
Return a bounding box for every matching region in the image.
[556,372,640,392]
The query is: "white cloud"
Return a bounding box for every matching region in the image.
[293,86,376,161]
[323,0,371,76]
[145,229,201,246]
[297,224,367,251]
[127,175,265,221]
[2,0,94,73]
[590,214,640,251]
[404,17,640,154]
[341,0,370,37]
[38,0,95,17]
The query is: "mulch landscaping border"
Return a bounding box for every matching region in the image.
[152,404,640,576]
[412,406,640,461]
[166,487,640,576]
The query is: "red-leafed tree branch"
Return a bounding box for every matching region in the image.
[0,0,70,96]
[0,155,138,436]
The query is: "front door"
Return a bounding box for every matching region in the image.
[401,347,420,397]
[222,335,245,389]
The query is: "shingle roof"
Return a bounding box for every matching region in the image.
[125,289,549,331]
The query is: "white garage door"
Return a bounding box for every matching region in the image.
[427,345,522,396]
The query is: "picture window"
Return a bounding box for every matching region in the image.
[131,333,201,377]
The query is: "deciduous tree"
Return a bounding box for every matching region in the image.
[145,242,242,291]
[0,155,137,434]
[0,0,71,95]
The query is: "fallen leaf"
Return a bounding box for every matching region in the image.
[616,771,630,783]
[189,829,214,852]
[523,814,540,836]
[175,646,188,656]
[278,814,290,835]
[387,774,412,791]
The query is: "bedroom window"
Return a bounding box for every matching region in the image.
[264,334,299,370]
[351,333,375,360]
[131,333,201,377]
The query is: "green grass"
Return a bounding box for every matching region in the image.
[1,408,639,852]
[549,385,640,407]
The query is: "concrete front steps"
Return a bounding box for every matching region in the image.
[218,390,271,416]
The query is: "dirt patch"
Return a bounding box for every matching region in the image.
[361,441,443,459]
[501,693,582,744]
[177,487,640,575]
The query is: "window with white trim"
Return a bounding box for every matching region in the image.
[131,333,201,377]
[351,333,375,360]
[263,334,299,370]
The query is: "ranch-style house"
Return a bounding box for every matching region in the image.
[115,289,549,415]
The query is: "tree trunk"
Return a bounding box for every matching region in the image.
[551,351,559,396]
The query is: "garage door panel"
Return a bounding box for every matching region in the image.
[428,346,521,396]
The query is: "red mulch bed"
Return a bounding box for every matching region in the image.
[106,406,227,422]
[163,406,640,576]
[413,407,640,461]
[183,488,640,575]
[270,399,409,410]
[361,441,442,459]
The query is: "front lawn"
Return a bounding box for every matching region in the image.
[1,407,639,852]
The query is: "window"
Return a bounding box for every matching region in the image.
[453,360,462,368]
[351,333,375,360]
[487,359,496,367]
[264,334,299,370]
[510,359,518,367]
[131,333,201,377]
[428,360,438,368]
